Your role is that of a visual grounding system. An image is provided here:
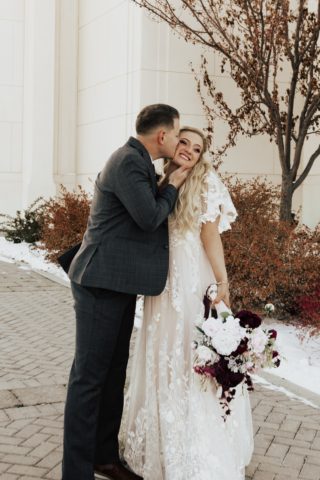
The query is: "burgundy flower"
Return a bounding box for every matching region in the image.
[272,351,279,358]
[235,310,262,329]
[274,358,281,367]
[269,329,277,340]
[232,339,248,356]
[216,370,244,390]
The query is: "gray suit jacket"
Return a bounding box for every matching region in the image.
[68,137,178,296]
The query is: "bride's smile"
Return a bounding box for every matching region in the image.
[172,131,203,168]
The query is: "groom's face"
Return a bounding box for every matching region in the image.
[161,118,181,159]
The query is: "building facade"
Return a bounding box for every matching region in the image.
[0,0,319,229]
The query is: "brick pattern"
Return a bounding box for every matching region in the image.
[248,385,320,480]
[1,260,320,479]
[0,403,64,478]
[0,263,74,392]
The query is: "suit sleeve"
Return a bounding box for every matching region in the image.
[114,154,178,232]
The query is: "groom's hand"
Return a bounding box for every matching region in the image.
[168,164,192,189]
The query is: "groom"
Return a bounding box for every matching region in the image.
[62,104,190,480]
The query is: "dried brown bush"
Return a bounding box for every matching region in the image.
[37,177,320,335]
[294,282,320,339]
[221,175,320,335]
[38,185,92,264]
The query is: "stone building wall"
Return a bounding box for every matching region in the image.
[0,0,319,228]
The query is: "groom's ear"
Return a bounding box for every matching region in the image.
[157,130,166,146]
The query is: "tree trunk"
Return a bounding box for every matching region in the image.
[280,176,294,222]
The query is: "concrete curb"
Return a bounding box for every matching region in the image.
[2,256,71,288]
[32,268,70,288]
[257,370,320,407]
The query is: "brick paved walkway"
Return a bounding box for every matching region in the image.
[0,259,319,480]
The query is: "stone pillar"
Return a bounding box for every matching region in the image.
[22,0,57,208]
[53,0,78,194]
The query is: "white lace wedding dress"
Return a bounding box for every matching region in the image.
[121,171,254,480]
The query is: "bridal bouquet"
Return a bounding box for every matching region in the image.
[191,286,282,417]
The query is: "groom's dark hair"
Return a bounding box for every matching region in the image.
[136,104,179,135]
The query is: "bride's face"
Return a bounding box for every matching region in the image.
[171,131,203,168]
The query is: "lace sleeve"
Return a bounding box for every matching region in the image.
[200,171,238,234]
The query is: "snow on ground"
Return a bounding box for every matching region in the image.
[1,237,320,397]
[264,322,320,396]
[0,237,69,283]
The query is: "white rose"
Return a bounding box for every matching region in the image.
[197,345,214,362]
[250,328,268,353]
[226,315,237,324]
[223,316,245,342]
[211,330,240,356]
[202,318,221,338]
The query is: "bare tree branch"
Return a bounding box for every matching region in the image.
[293,143,320,191]
[134,0,320,221]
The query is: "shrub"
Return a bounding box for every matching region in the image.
[34,175,320,335]
[220,175,320,331]
[294,282,320,338]
[0,198,46,244]
[37,185,92,264]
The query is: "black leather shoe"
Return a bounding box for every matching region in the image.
[93,461,143,480]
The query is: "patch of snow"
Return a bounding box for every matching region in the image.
[0,237,69,283]
[300,358,309,367]
[265,322,320,396]
[253,374,319,409]
[0,255,14,263]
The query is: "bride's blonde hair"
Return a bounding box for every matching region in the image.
[164,127,212,235]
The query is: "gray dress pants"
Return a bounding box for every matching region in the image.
[62,281,136,480]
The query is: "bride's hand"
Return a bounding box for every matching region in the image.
[211,283,230,309]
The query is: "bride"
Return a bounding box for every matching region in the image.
[121,127,254,480]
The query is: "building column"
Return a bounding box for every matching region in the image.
[22,0,57,208]
[53,0,78,194]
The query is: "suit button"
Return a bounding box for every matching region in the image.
[164,245,169,250]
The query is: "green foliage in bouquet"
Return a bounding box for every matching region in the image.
[0,198,47,244]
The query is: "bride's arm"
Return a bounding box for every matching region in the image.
[200,216,230,308]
